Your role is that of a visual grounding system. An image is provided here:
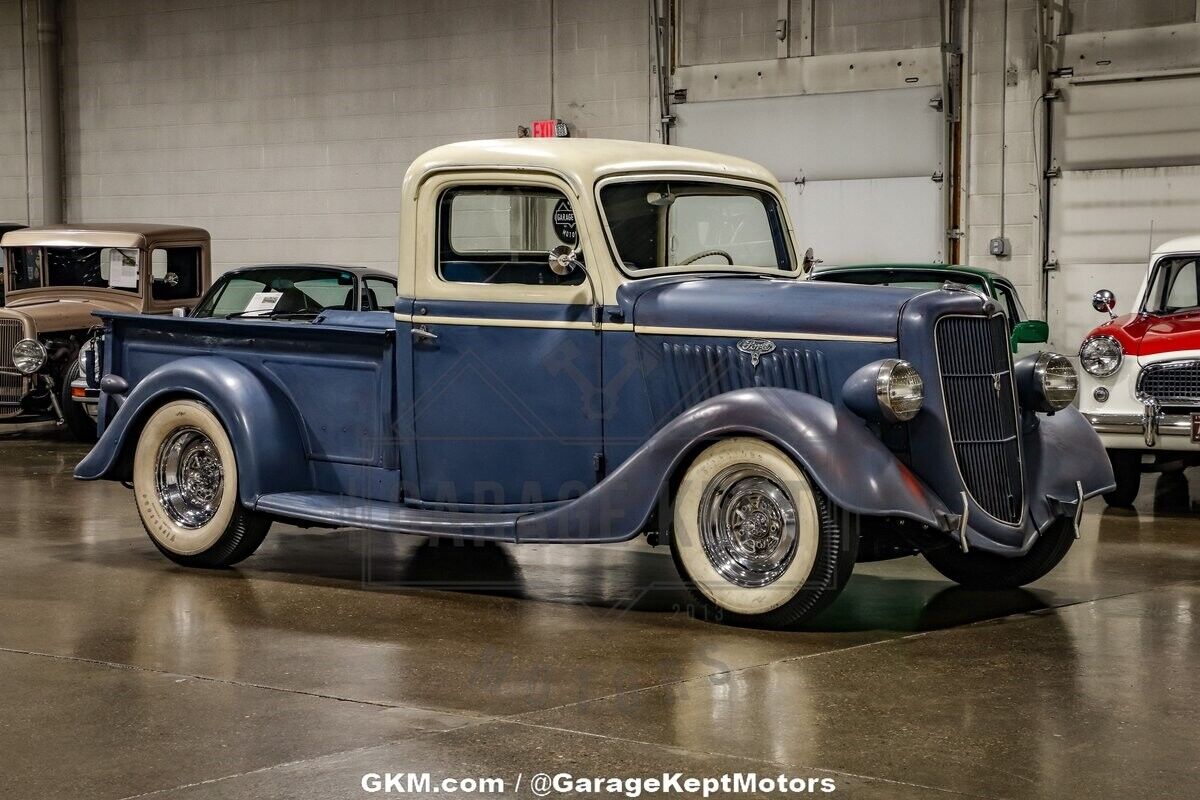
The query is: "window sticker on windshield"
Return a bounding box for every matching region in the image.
[552,198,577,245]
[244,291,283,314]
[109,250,140,289]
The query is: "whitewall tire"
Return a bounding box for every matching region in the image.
[670,438,852,629]
[133,399,270,567]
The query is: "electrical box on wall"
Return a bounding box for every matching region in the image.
[989,236,1010,257]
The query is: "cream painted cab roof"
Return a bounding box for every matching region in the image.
[402,138,781,198]
[1,223,210,249]
[1154,236,1200,257]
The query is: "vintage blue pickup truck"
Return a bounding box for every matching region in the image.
[75,139,1113,629]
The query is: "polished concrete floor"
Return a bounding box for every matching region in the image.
[1,424,1199,799]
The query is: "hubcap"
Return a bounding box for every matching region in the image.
[156,427,224,528]
[699,465,798,588]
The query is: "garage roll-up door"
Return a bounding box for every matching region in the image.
[1046,73,1200,353]
[672,85,945,265]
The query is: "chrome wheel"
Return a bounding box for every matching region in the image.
[698,465,798,588]
[156,427,224,529]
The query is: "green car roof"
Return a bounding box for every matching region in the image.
[814,262,1011,284]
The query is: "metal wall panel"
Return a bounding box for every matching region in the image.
[783,176,944,264]
[672,86,943,181]
[1046,165,1200,352]
[1052,74,1200,170]
[671,85,944,265]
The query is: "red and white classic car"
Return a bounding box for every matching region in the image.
[1078,236,1200,505]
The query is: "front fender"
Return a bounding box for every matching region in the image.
[1025,405,1116,521]
[516,387,949,542]
[74,357,311,505]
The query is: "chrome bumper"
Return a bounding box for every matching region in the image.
[69,378,99,420]
[1084,399,1197,447]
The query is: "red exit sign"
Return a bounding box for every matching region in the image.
[531,118,569,137]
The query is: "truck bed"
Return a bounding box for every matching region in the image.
[98,310,404,502]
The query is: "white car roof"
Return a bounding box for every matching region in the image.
[1153,235,1200,257]
[402,138,781,201]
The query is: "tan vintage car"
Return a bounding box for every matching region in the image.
[0,223,210,440]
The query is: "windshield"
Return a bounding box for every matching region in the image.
[599,179,793,275]
[193,268,363,318]
[9,246,143,293]
[1144,255,1199,314]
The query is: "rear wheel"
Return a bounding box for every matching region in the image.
[1103,449,1142,507]
[923,519,1075,589]
[669,438,852,629]
[133,399,270,568]
[59,361,98,443]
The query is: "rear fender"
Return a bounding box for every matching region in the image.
[516,387,948,542]
[74,356,311,504]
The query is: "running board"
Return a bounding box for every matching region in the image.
[254,492,519,540]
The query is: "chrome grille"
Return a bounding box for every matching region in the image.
[936,314,1023,524]
[0,319,27,407]
[662,342,831,409]
[1138,360,1200,406]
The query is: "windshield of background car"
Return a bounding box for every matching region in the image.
[993,281,1027,326]
[599,180,792,275]
[1144,255,1200,314]
[192,268,358,318]
[9,246,143,293]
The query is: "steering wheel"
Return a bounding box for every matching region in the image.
[679,249,734,266]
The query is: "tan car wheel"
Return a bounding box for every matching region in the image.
[670,438,851,629]
[133,400,270,568]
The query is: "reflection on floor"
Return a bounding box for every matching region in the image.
[0,425,1197,799]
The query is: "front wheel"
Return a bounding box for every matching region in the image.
[669,438,852,629]
[1103,449,1142,507]
[133,399,270,568]
[923,518,1076,589]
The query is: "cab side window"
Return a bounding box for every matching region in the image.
[438,186,584,286]
[10,247,42,290]
[151,247,202,301]
[364,277,397,311]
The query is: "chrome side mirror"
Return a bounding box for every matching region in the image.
[548,244,581,277]
[1092,289,1117,319]
[802,246,821,275]
[171,307,188,318]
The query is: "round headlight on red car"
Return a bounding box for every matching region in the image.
[1079,335,1123,377]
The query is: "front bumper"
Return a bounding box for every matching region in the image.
[69,378,100,421]
[1084,400,1200,451]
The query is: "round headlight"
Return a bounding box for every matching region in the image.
[78,337,97,381]
[1079,335,1123,377]
[1015,352,1077,413]
[876,359,925,422]
[12,338,47,375]
[1035,353,1078,411]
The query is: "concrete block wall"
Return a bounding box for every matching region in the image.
[813,0,941,55]
[964,0,1043,309]
[0,0,29,224]
[678,0,778,65]
[7,0,650,275]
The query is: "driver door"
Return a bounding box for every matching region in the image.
[408,174,604,509]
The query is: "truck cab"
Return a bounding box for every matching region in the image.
[75,140,1113,629]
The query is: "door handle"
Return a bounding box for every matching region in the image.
[411,325,438,341]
